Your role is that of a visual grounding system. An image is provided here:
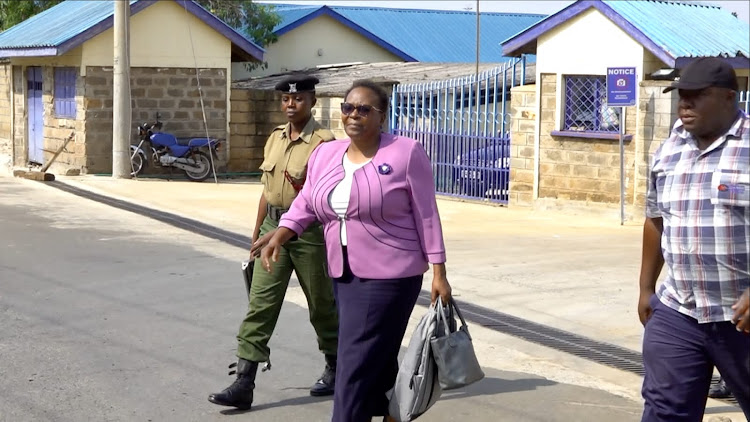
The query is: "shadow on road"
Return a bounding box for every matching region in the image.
[220,395,331,415]
[441,376,557,401]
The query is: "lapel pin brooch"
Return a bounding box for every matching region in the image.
[378,163,392,175]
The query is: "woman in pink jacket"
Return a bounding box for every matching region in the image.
[261,80,452,422]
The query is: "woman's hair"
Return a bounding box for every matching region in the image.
[344,79,390,114]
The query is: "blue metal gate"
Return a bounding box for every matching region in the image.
[389,58,526,204]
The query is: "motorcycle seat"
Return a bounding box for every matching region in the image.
[176,138,192,146]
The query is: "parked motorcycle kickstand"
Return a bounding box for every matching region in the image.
[167,158,174,181]
[129,138,147,181]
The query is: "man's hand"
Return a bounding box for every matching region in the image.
[732,288,750,334]
[250,229,276,258]
[638,291,655,327]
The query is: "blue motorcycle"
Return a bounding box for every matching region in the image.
[130,114,221,181]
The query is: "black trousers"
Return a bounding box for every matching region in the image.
[331,248,422,422]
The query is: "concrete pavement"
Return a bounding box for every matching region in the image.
[2,173,745,421]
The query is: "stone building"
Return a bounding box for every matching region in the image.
[0,0,263,175]
[501,0,749,215]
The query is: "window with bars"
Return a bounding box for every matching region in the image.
[563,75,620,133]
[54,68,77,118]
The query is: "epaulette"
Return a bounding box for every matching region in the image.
[314,128,336,142]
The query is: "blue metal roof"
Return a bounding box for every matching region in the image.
[269,4,546,62]
[0,0,264,61]
[502,0,749,68]
[603,0,750,59]
[0,0,132,49]
[272,4,322,29]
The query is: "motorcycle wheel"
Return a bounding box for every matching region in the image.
[130,147,145,177]
[184,151,212,182]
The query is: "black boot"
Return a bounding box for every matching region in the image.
[208,359,258,409]
[309,354,336,397]
[708,378,732,399]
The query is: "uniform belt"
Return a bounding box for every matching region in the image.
[267,204,288,221]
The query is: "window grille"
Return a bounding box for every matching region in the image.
[563,75,620,133]
[54,68,77,118]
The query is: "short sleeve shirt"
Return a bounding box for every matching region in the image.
[260,117,335,208]
[646,111,750,323]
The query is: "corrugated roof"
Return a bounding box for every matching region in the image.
[603,0,750,59]
[233,61,536,96]
[502,0,749,66]
[0,0,132,49]
[272,4,321,29]
[0,0,264,61]
[268,4,546,62]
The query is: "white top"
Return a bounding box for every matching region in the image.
[329,154,371,246]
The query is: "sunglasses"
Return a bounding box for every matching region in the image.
[340,102,383,117]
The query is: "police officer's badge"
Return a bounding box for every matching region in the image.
[288,83,297,93]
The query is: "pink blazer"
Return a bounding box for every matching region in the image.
[279,133,446,279]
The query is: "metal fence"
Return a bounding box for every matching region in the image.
[389,57,527,204]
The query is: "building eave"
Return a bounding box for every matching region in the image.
[0,0,264,62]
[501,0,676,67]
[274,6,416,62]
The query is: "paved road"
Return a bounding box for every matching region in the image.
[0,176,645,421]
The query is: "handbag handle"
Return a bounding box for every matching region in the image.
[435,298,470,336]
[449,298,469,330]
[435,301,450,336]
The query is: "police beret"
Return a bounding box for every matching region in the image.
[274,75,319,93]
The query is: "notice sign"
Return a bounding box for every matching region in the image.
[606,67,637,107]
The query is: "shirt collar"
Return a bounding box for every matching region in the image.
[672,110,747,150]
[281,117,316,143]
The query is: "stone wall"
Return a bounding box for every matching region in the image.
[41,66,86,174]
[537,73,638,205]
[83,66,228,174]
[0,64,11,172]
[312,96,346,139]
[508,84,536,206]
[12,66,25,168]
[227,89,346,172]
[508,75,679,214]
[634,81,678,209]
[228,89,284,172]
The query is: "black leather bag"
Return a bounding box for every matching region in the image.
[241,260,254,300]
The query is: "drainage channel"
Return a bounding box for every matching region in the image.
[49,180,734,405]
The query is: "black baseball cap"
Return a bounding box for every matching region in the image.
[663,57,738,93]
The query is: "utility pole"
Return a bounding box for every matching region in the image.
[475,0,480,78]
[475,0,481,105]
[112,0,131,178]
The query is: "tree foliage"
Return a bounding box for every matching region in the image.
[196,0,280,69]
[0,0,64,30]
[0,0,280,67]
[197,0,280,47]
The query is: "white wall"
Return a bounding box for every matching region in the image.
[536,9,646,76]
[82,0,231,71]
[531,8,650,202]
[535,8,650,133]
[234,14,403,80]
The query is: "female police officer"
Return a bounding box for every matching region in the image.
[208,75,339,410]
